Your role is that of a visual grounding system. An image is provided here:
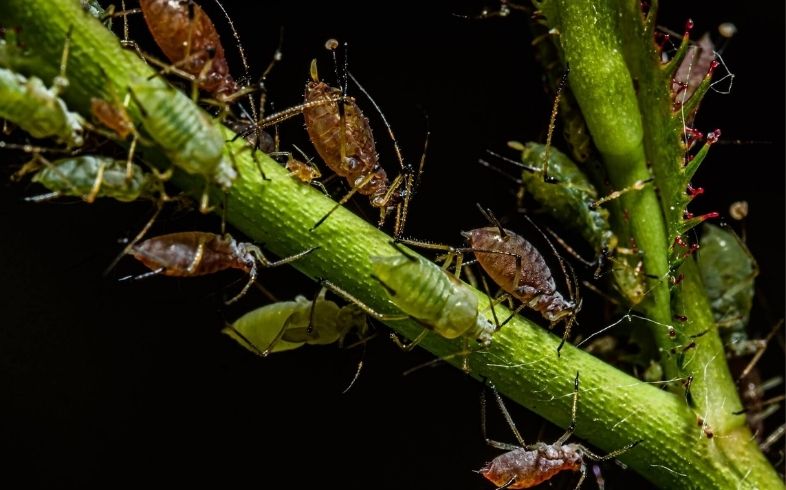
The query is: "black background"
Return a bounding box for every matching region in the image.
[1,1,783,488]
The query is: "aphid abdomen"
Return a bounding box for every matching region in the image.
[130,82,234,188]
[131,232,245,276]
[481,444,581,488]
[303,81,390,202]
[32,156,147,202]
[139,0,236,96]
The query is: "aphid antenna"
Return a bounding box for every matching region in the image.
[487,148,541,174]
[521,214,582,354]
[102,201,164,277]
[539,64,570,184]
[477,156,526,185]
[475,202,507,239]
[117,266,165,282]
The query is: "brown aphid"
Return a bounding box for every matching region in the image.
[129,231,315,304]
[302,59,406,229]
[91,98,133,139]
[463,227,576,325]
[480,373,640,489]
[286,157,321,183]
[139,0,237,98]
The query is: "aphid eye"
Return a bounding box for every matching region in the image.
[206,46,216,58]
[346,157,359,170]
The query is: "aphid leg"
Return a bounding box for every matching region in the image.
[306,286,329,335]
[310,171,375,231]
[260,310,302,356]
[224,264,256,305]
[115,1,146,60]
[52,25,74,97]
[319,279,408,322]
[554,372,580,445]
[247,244,319,270]
[84,158,107,203]
[590,178,654,209]
[487,380,527,447]
[391,330,429,352]
[186,235,209,275]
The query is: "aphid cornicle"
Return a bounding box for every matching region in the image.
[480,372,641,489]
[223,294,368,356]
[128,232,316,304]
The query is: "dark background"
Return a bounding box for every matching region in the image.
[1,1,783,488]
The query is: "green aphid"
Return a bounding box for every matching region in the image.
[0,67,84,147]
[223,294,368,356]
[31,156,156,203]
[370,252,496,345]
[697,223,757,356]
[511,141,617,254]
[128,79,236,195]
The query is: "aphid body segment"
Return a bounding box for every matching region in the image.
[303,63,401,217]
[511,141,617,255]
[371,253,495,345]
[139,0,236,98]
[0,67,84,147]
[31,155,154,202]
[463,227,575,324]
[224,295,368,355]
[697,223,757,356]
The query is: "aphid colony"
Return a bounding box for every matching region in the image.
[2,1,776,488]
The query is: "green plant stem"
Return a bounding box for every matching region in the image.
[541,0,752,443]
[0,0,780,487]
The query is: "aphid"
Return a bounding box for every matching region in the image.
[462,225,579,353]
[90,94,144,180]
[222,292,368,356]
[480,372,640,489]
[398,206,579,353]
[127,232,316,304]
[323,242,496,352]
[127,77,234,211]
[27,154,159,203]
[502,142,617,257]
[0,29,84,147]
[696,223,758,357]
[303,45,416,236]
[137,0,242,101]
